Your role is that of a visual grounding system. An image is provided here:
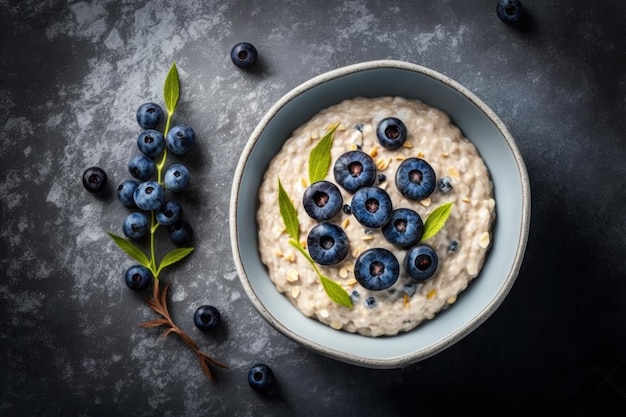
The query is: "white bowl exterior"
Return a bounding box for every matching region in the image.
[230,60,530,368]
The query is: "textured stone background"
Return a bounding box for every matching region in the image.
[1,0,625,415]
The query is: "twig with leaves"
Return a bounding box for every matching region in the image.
[108,62,227,382]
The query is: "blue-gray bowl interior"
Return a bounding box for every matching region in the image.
[232,63,528,367]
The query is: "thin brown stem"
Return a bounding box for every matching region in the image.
[138,279,227,383]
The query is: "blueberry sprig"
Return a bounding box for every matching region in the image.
[278,123,353,309]
[108,63,227,382]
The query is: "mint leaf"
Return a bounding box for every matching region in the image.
[288,239,352,309]
[163,62,180,115]
[278,178,300,241]
[421,202,454,241]
[320,275,353,308]
[108,232,151,268]
[308,122,338,184]
[157,247,194,275]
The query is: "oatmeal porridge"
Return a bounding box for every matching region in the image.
[256,97,495,337]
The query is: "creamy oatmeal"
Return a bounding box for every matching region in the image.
[256,97,495,337]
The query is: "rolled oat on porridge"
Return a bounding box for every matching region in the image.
[256,96,495,337]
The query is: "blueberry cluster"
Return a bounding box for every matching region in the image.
[303,118,455,305]
[116,102,196,290]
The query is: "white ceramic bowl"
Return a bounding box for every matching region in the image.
[230,60,530,368]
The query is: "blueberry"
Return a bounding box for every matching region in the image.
[365,296,377,308]
[128,155,156,181]
[351,289,360,300]
[163,164,190,193]
[136,102,164,129]
[438,176,453,194]
[497,0,524,24]
[194,305,221,331]
[376,117,407,150]
[137,129,165,158]
[156,200,182,226]
[302,181,343,221]
[124,265,152,291]
[333,150,377,193]
[342,204,352,215]
[82,166,108,193]
[395,158,436,200]
[448,240,459,253]
[123,212,149,240]
[165,124,195,155]
[350,186,393,228]
[231,42,258,68]
[404,244,439,281]
[354,247,400,291]
[377,173,386,184]
[403,283,417,297]
[116,180,139,207]
[307,222,349,265]
[248,363,275,393]
[382,208,424,248]
[169,220,193,246]
[133,181,165,211]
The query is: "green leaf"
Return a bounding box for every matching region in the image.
[421,202,454,241]
[308,122,339,184]
[108,232,151,268]
[320,275,353,309]
[163,62,180,115]
[156,247,194,275]
[278,178,300,241]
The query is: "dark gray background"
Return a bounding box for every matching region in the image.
[1,0,625,416]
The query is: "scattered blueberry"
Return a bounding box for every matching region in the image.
[136,102,164,129]
[248,363,275,393]
[169,220,193,245]
[354,247,400,291]
[351,289,360,300]
[382,208,424,248]
[137,129,165,158]
[128,155,156,181]
[342,204,352,215]
[133,181,165,211]
[156,200,182,226]
[116,180,139,207]
[163,164,190,193]
[404,244,439,281]
[497,0,524,24]
[376,117,407,150]
[438,176,453,194]
[395,157,436,200]
[124,265,153,291]
[194,305,221,331]
[231,42,258,68]
[350,186,393,228]
[403,283,417,297]
[302,180,343,221]
[365,296,377,308]
[82,166,108,193]
[165,124,195,155]
[377,173,386,184]
[123,212,149,240]
[448,239,459,253]
[333,150,377,193]
[307,222,349,265]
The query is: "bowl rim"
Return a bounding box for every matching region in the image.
[229,59,530,368]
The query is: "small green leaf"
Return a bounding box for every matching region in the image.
[288,238,314,263]
[108,232,151,267]
[308,122,339,184]
[163,62,180,115]
[320,275,353,309]
[421,202,454,241]
[278,178,300,241]
[156,247,194,275]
